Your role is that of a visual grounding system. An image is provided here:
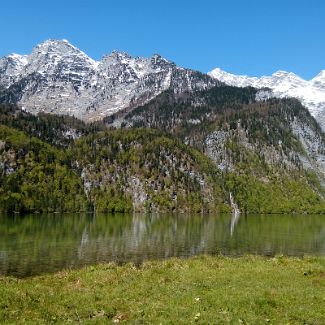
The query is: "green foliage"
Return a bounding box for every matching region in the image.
[108,85,325,214]
[225,172,325,214]
[0,103,104,147]
[222,139,325,214]
[1,82,325,214]
[0,125,88,213]
[73,128,227,213]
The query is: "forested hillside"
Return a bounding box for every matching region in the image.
[1,85,325,214]
[0,125,87,213]
[0,125,230,213]
[0,104,104,147]
[109,85,325,213]
[72,129,229,213]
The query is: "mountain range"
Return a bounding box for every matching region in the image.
[1,39,325,131]
[0,40,217,122]
[209,68,325,131]
[1,40,325,214]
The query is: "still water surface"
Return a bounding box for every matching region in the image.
[0,213,324,277]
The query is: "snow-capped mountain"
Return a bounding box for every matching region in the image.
[0,40,218,121]
[208,68,325,130]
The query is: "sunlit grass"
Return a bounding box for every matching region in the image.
[0,255,324,324]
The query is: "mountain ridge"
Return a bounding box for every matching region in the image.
[2,39,325,130]
[0,39,219,121]
[208,67,325,130]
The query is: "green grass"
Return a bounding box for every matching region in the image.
[0,256,324,324]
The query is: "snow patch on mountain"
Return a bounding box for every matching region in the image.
[209,68,325,130]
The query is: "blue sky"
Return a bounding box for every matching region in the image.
[1,0,324,79]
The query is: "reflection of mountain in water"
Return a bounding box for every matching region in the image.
[0,213,325,277]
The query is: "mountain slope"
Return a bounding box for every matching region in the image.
[0,40,219,121]
[72,128,228,213]
[209,68,325,130]
[0,103,102,147]
[0,124,231,213]
[111,84,325,213]
[2,119,324,215]
[0,125,88,213]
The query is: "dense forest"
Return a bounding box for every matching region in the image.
[1,85,325,214]
[0,104,105,147]
[0,124,230,213]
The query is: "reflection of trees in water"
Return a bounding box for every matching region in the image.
[224,214,325,257]
[0,213,325,277]
[77,214,230,263]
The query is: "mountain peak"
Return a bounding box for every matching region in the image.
[208,67,325,130]
[0,40,217,121]
[35,39,76,52]
[151,54,173,66]
[31,39,96,61]
[272,70,290,77]
[28,39,98,71]
[312,70,325,81]
[271,70,302,80]
[100,51,133,67]
[109,50,132,59]
[209,67,233,76]
[208,68,258,88]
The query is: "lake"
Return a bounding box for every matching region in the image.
[0,213,324,277]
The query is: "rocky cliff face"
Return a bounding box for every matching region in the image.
[113,84,325,195]
[0,40,219,121]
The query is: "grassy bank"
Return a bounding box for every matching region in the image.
[0,256,324,324]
